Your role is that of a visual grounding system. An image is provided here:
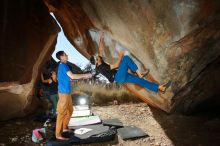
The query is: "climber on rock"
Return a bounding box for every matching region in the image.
[90,32,171,93]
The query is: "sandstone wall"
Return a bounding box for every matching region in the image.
[0,0,60,120]
[46,0,220,113]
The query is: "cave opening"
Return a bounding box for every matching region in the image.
[1,0,220,145]
[50,13,89,69]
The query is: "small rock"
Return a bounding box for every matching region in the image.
[16,121,22,125]
[154,142,161,146]
[142,138,148,143]
[120,107,125,111]
[160,143,167,146]
[113,100,118,105]
[11,137,18,143]
[148,137,155,143]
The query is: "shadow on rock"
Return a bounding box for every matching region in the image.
[150,106,220,146]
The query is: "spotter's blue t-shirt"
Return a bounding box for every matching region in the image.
[57,63,71,93]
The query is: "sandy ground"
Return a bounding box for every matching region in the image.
[92,103,220,146]
[0,103,220,146]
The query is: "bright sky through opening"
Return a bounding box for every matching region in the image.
[50,13,89,69]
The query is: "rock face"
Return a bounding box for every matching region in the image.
[0,0,60,120]
[0,0,220,120]
[44,0,220,113]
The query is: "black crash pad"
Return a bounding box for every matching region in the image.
[117,126,149,140]
[47,127,117,146]
[74,124,109,139]
[102,118,124,128]
[47,136,80,146]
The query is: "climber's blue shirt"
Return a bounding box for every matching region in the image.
[57,62,71,93]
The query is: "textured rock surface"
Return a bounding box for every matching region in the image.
[44,0,96,58]
[0,0,60,120]
[45,0,220,113]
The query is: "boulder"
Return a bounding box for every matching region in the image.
[0,0,60,120]
[44,0,220,113]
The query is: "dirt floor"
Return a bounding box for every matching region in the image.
[0,102,220,146]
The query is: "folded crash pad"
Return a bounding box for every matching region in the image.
[68,116,101,127]
[71,109,91,117]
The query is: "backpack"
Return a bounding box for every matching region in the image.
[32,128,46,143]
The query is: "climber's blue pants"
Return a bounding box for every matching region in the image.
[114,55,159,92]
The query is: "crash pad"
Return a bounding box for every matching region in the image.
[68,116,101,128]
[102,118,123,128]
[117,125,148,140]
[71,109,91,117]
[74,124,109,139]
[47,128,116,146]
